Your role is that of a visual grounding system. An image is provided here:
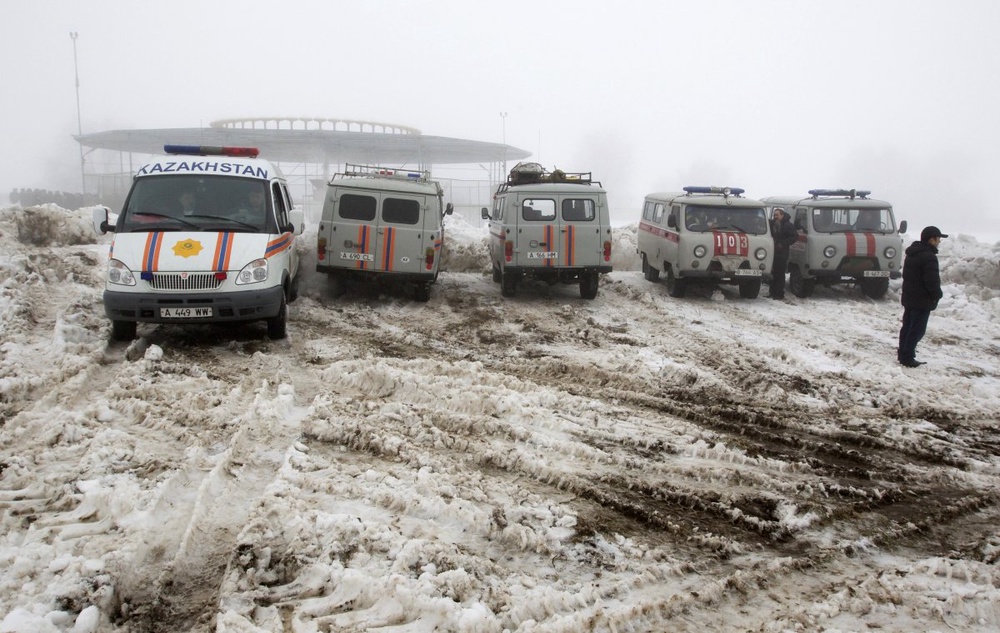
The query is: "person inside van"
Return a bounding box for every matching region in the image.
[179,189,197,216]
[234,188,267,225]
[687,210,710,231]
[855,210,881,231]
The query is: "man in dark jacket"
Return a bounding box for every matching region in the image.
[898,225,947,367]
[768,207,799,299]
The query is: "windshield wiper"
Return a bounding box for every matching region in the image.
[183,214,259,230]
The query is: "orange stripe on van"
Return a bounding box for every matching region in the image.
[564,224,575,266]
[382,227,395,271]
[356,225,369,270]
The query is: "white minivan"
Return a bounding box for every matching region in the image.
[92,145,305,341]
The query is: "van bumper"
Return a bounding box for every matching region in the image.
[103,286,285,323]
[317,265,437,283]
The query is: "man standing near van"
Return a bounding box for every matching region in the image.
[768,208,798,299]
[898,225,947,368]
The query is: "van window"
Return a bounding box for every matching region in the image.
[642,200,655,221]
[522,198,556,221]
[272,182,289,230]
[652,203,665,223]
[340,193,377,221]
[562,199,595,221]
[383,197,420,225]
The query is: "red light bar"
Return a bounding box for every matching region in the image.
[163,144,260,158]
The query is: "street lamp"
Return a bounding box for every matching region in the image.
[70,32,85,194]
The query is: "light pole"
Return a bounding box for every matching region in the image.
[500,112,508,177]
[70,32,85,194]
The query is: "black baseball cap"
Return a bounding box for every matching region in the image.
[920,226,948,241]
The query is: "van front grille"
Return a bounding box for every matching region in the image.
[148,273,222,291]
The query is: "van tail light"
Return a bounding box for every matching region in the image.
[504,240,514,262]
[603,240,612,262]
[425,247,434,269]
[317,237,327,261]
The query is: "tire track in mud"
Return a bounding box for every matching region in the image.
[291,277,1000,560]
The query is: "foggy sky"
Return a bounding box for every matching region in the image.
[3,0,999,238]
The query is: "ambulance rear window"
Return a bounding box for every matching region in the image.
[339,194,376,221]
[522,199,556,221]
[382,198,420,225]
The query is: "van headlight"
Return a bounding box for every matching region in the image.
[693,245,707,258]
[108,258,136,286]
[236,258,268,285]
[754,247,767,261]
[824,245,837,258]
[884,246,897,259]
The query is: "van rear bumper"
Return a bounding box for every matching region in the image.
[104,286,284,323]
[317,264,436,283]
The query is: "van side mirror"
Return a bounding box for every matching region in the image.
[667,215,677,229]
[480,206,490,220]
[288,209,305,235]
[445,202,454,216]
[898,219,907,234]
[92,206,115,234]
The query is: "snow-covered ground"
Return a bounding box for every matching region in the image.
[2,204,999,633]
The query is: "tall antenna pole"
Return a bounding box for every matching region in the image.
[70,32,85,194]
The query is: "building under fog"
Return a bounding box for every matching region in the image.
[74,116,531,222]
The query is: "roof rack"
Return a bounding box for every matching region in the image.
[807,188,871,200]
[682,186,745,197]
[339,163,431,183]
[496,161,599,194]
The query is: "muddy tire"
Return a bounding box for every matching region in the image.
[738,277,762,299]
[642,255,659,282]
[789,267,815,298]
[500,269,518,297]
[414,283,431,303]
[666,268,686,298]
[861,276,889,299]
[111,320,137,342]
[492,265,502,284]
[580,272,599,300]
[267,292,288,339]
[327,273,347,299]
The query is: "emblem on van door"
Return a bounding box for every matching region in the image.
[172,239,203,258]
[401,257,411,263]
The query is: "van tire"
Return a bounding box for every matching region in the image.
[267,292,288,339]
[861,276,889,299]
[580,272,599,300]
[111,320,137,342]
[501,270,518,297]
[414,283,431,303]
[642,255,659,282]
[789,267,815,298]
[738,278,762,299]
[327,273,347,298]
[666,268,686,298]
[288,274,300,303]
[492,265,502,283]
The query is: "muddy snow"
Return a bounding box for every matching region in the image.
[2,204,999,633]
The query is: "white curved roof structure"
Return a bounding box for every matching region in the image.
[75,116,531,167]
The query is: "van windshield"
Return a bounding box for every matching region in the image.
[811,208,895,234]
[119,176,272,233]
[684,206,768,234]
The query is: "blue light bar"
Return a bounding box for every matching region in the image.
[163,145,260,158]
[807,188,871,199]
[683,186,745,196]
